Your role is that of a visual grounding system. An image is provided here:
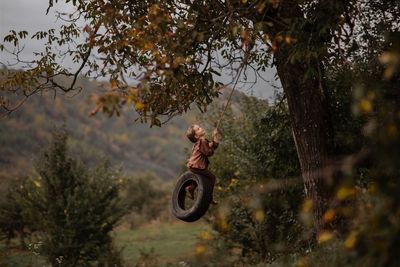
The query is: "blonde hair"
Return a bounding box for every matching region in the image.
[186,125,197,143]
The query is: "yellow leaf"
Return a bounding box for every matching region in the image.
[142,42,153,52]
[195,244,206,255]
[336,186,355,200]
[344,231,358,249]
[317,231,334,244]
[302,199,313,213]
[200,231,213,240]
[33,180,41,188]
[217,217,229,233]
[285,35,296,44]
[254,210,265,223]
[359,99,373,113]
[296,257,309,267]
[275,35,284,43]
[229,178,238,187]
[323,209,336,223]
[135,101,145,111]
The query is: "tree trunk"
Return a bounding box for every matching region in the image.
[275,48,329,233]
[248,0,334,234]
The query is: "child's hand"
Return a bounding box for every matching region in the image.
[212,128,219,136]
[212,128,220,142]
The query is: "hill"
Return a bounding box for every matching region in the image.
[0,76,263,184]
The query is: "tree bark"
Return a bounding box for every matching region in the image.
[275,48,329,233]
[248,0,333,234]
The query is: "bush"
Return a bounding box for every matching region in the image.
[16,128,127,266]
[198,94,304,263]
[0,179,31,248]
[120,174,169,228]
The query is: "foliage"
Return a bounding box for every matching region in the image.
[204,91,300,182]
[3,0,397,122]
[120,173,169,228]
[252,96,300,179]
[122,174,165,213]
[337,33,400,267]
[134,248,159,267]
[0,179,31,248]
[203,94,271,183]
[201,43,400,264]
[325,66,366,156]
[299,29,400,267]
[1,1,400,266]
[197,94,303,262]
[4,0,393,243]
[1,0,398,241]
[16,128,127,266]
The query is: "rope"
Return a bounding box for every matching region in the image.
[215,61,246,129]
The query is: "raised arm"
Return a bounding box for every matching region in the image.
[199,138,218,156]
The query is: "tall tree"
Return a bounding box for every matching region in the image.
[1,0,398,232]
[17,129,126,266]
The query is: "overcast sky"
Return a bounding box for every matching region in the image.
[0,0,280,100]
[0,0,74,52]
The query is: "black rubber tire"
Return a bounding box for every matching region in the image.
[171,171,213,222]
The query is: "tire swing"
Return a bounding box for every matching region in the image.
[172,58,245,222]
[171,171,213,222]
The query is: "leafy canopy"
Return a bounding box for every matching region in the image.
[1,0,399,125]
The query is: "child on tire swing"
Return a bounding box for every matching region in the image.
[185,124,220,204]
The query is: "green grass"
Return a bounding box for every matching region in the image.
[115,220,209,265]
[0,221,209,266]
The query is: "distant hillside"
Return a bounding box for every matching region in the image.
[0,76,262,183]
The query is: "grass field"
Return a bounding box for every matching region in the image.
[0,220,209,266]
[115,220,210,265]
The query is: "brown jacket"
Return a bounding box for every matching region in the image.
[187,138,219,169]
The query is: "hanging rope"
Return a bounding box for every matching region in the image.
[215,52,249,129]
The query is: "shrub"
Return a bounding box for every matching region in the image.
[121,174,169,228]
[0,179,31,247]
[199,94,304,263]
[16,128,127,266]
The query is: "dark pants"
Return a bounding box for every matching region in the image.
[188,168,216,196]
